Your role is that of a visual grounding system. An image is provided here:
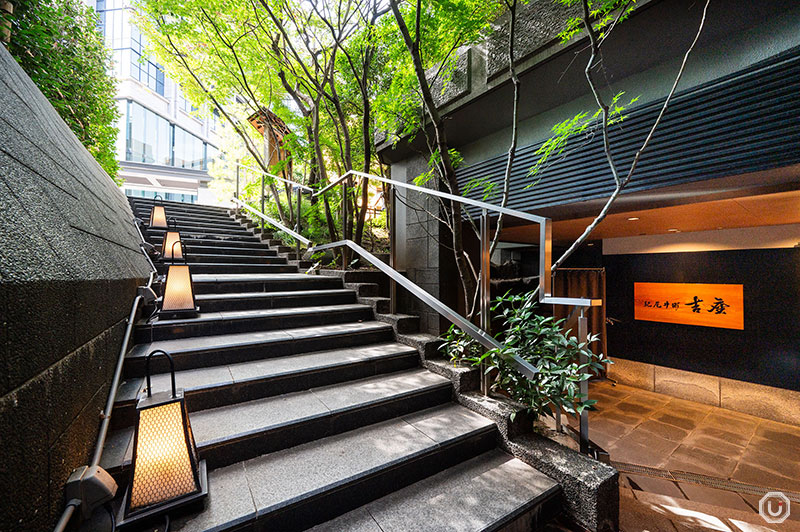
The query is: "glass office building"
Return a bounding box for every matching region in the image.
[87,0,220,204]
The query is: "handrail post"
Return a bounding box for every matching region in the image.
[389,185,397,314]
[260,173,266,231]
[295,186,302,261]
[480,208,491,396]
[578,307,590,454]
[342,182,348,270]
[235,160,240,215]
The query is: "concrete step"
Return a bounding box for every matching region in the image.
[195,288,357,312]
[124,321,395,376]
[136,304,375,342]
[110,342,420,431]
[166,403,496,532]
[190,273,344,295]
[185,254,288,265]
[310,449,561,532]
[155,262,298,275]
[105,369,452,477]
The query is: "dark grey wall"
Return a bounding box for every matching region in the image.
[391,155,459,335]
[0,45,150,530]
[604,248,800,391]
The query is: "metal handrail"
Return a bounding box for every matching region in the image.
[313,168,601,455]
[315,170,546,223]
[52,217,158,532]
[231,161,314,192]
[232,196,312,246]
[312,169,601,308]
[313,240,537,380]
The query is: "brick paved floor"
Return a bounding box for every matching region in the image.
[585,381,800,493]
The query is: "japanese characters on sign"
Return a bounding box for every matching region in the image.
[633,282,744,330]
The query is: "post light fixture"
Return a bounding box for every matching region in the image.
[161,231,184,261]
[118,350,207,528]
[149,195,168,229]
[160,254,199,318]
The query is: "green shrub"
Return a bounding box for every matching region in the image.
[441,290,610,419]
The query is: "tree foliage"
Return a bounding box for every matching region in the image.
[135,0,390,249]
[4,0,120,181]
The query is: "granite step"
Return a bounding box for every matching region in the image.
[133,208,243,229]
[310,449,561,532]
[135,303,375,342]
[166,404,496,532]
[110,342,420,430]
[148,230,261,243]
[130,199,232,216]
[155,262,298,275]
[145,224,254,237]
[148,237,273,252]
[124,321,395,376]
[185,253,288,265]
[134,210,239,226]
[137,217,250,235]
[105,369,452,476]
[137,210,239,225]
[195,288,356,312]
[189,273,344,294]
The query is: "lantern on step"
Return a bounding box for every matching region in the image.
[159,241,198,319]
[118,350,208,528]
[149,196,168,229]
[161,231,184,261]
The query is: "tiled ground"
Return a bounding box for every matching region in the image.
[586,381,800,493]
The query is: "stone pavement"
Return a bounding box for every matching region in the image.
[586,381,800,494]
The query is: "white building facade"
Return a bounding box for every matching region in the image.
[87,0,219,204]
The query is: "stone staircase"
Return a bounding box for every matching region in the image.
[102,197,563,531]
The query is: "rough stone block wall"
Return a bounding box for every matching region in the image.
[0,45,150,530]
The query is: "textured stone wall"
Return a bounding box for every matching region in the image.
[393,155,452,335]
[485,0,580,78]
[0,45,150,530]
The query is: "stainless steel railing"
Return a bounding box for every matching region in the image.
[231,164,604,456]
[313,240,539,379]
[312,169,602,456]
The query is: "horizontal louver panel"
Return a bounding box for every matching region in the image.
[456,47,800,214]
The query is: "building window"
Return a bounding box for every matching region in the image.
[124,100,215,171]
[178,90,198,114]
[126,101,172,165]
[130,27,165,95]
[173,126,206,170]
[124,188,197,204]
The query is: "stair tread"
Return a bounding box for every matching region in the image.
[129,321,393,356]
[106,369,449,472]
[192,368,449,445]
[147,304,371,327]
[195,288,353,301]
[169,403,494,532]
[310,449,560,532]
[118,342,419,404]
[191,273,323,283]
